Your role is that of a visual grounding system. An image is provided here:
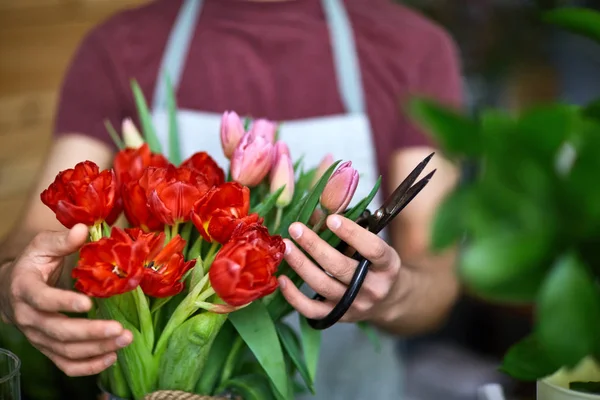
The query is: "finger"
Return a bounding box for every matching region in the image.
[27,224,89,259]
[326,215,396,270]
[17,272,92,313]
[288,222,357,284]
[26,328,132,360]
[34,313,124,342]
[283,239,346,301]
[38,348,117,377]
[278,276,337,320]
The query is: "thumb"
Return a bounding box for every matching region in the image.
[28,224,90,259]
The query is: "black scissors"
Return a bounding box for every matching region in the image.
[307,152,436,330]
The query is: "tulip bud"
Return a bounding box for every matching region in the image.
[220,111,245,159]
[231,132,274,187]
[311,154,334,187]
[270,152,295,208]
[249,119,277,144]
[122,118,144,149]
[272,141,291,169]
[320,161,359,214]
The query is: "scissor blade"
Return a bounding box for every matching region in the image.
[373,169,436,234]
[384,152,435,214]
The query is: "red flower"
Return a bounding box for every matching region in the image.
[147,165,212,225]
[126,229,195,298]
[41,161,120,228]
[72,228,145,298]
[181,152,226,188]
[113,143,170,185]
[122,170,164,232]
[191,182,262,244]
[209,225,285,306]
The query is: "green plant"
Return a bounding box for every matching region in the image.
[408,6,600,395]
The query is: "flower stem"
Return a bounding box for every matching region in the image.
[133,286,154,351]
[188,236,203,260]
[274,207,283,232]
[190,257,205,292]
[204,242,220,271]
[171,222,180,239]
[312,212,328,233]
[90,223,103,241]
[217,336,245,389]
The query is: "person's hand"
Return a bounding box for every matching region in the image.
[278,214,404,323]
[0,224,133,377]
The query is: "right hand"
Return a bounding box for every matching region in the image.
[0,224,133,377]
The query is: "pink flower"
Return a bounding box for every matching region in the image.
[220,111,245,159]
[270,151,295,208]
[320,161,359,213]
[122,118,145,149]
[249,119,277,144]
[311,154,334,187]
[230,132,274,187]
[272,141,291,169]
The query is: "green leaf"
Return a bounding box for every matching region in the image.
[104,120,125,150]
[536,253,600,367]
[584,99,600,121]
[500,334,560,381]
[293,155,305,173]
[430,187,469,251]
[131,80,162,154]
[570,381,600,395]
[229,301,288,398]
[407,98,480,157]
[251,186,285,218]
[357,322,381,353]
[164,74,182,165]
[517,104,577,159]
[222,374,277,400]
[543,8,600,45]
[459,229,552,303]
[299,316,321,385]
[276,323,314,393]
[195,322,237,395]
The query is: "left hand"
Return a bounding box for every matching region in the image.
[278,214,402,323]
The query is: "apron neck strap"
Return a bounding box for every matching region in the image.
[152,0,365,115]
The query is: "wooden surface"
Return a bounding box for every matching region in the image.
[0,0,145,239]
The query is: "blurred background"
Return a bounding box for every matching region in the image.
[0,0,599,399]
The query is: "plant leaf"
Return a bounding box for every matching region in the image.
[357,321,381,353]
[499,334,560,381]
[430,187,469,251]
[229,301,288,398]
[165,74,182,165]
[276,323,314,394]
[131,80,162,154]
[104,120,125,150]
[407,98,480,157]
[299,315,321,385]
[536,253,600,367]
[570,381,600,395]
[195,322,237,395]
[251,186,285,217]
[543,8,600,45]
[222,374,277,400]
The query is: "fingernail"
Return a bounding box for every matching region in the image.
[328,215,342,230]
[104,354,117,367]
[278,277,287,289]
[116,334,131,348]
[289,223,303,240]
[73,298,89,312]
[105,324,122,337]
[284,240,292,255]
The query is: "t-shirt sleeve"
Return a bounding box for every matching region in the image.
[54,28,127,150]
[396,29,465,149]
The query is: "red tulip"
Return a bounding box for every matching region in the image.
[72,227,145,298]
[114,143,169,185]
[41,161,120,229]
[125,229,195,298]
[147,165,212,225]
[191,182,262,244]
[220,111,246,159]
[320,161,359,213]
[230,132,274,187]
[181,152,226,188]
[209,224,285,306]
[122,175,164,232]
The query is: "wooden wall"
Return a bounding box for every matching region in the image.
[0,0,145,239]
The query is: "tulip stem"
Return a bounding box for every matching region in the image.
[274,207,283,232]
[90,223,103,242]
[171,223,180,240]
[204,242,220,270]
[312,213,328,233]
[217,336,245,389]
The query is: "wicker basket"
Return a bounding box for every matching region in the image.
[143,391,236,400]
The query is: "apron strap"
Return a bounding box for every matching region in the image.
[152,0,366,115]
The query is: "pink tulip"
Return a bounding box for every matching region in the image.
[249,119,277,144]
[270,152,295,208]
[122,118,144,149]
[230,132,274,187]
[320,161,359,214]
[311,154,334,188]
[220,111,245,159]
[272,141,291,169]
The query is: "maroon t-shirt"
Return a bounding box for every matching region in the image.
[54,0,463,180]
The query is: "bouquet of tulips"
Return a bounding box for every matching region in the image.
[38,84,381,400]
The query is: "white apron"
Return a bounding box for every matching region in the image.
[151,0,404,398]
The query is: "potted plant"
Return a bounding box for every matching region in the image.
[409,7,600,399]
